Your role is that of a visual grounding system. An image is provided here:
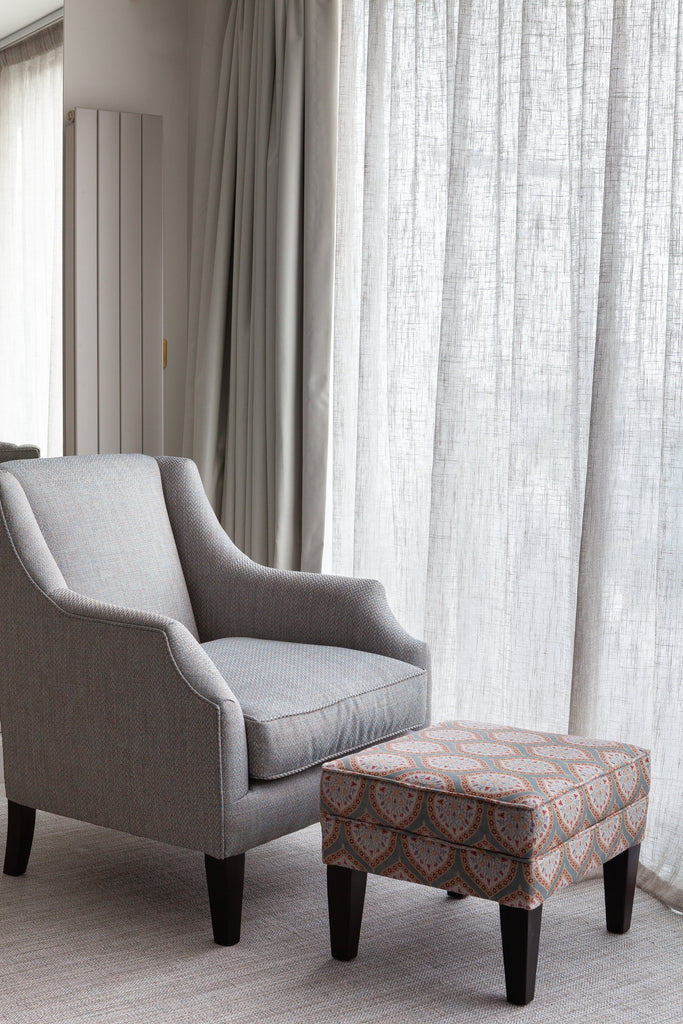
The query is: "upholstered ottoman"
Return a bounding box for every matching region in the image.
[320,721,650,1005]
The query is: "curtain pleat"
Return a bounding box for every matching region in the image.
[570,0,683,905]
[185,0,339,570]
[328,0,683,909]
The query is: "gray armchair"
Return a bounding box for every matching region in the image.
[0,454,429,944]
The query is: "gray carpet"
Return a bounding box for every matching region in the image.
[0,797,681,1024]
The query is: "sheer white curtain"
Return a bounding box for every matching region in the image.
[327,0,682,907]
[0,25,63,456]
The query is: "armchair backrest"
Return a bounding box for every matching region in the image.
[0,454,199,638]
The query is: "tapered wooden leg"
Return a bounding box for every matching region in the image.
[204,853,245,946]
[327,865,367,961]
[499,903,543,1006]
[3,801,36,876]
[447,890,467,899]
[603,844,640,935]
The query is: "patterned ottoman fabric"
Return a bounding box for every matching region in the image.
[321,722,650,909]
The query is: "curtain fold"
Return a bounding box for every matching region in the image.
[327,0,682,908]
[570,0,683,905]
[184,0,339,570]
[0,24,63,457]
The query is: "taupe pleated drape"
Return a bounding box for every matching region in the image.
[184,0,339,570]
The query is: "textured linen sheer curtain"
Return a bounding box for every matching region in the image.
[185,0,682,906]
[184,0,339,570]
[325,0,682,908]
[0,25,62,456]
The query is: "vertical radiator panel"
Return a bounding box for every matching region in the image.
[73,107,98,455]
[120,113,143,453]
[63,121,75,456]
[64,107,163,456]
[97,110,121,453]
[141,114,164,456]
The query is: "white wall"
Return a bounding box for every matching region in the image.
[63,0,189,455]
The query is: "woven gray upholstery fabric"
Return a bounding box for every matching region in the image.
[221,765,324,857]
[0,470,67,592]
[0,466,246,858]
[0,453,429,864]
[2,455,199,638]
[202,637,427,779]
[157,456,432,720]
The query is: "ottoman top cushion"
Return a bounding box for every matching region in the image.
[321,721,650,861]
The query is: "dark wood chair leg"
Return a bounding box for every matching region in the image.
[327,864,367,961]
[603,844,640,934]
[447,890,467,899]
[204,852,245,946]
[499,903,543,1006]
[3,801,36,876]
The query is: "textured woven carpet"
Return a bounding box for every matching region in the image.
[0,796,681,1024]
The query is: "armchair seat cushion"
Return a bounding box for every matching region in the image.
[202,638,428,781]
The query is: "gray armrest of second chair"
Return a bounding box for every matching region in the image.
[0,453,430,946]
[0,442,40,464]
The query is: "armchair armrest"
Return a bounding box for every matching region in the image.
[158,457,431,722]
[50,587,243,709]
[158,457,429,668]
[212,567,428,668]
[4,587,248,858]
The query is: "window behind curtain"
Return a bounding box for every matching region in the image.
[0,23,63,456]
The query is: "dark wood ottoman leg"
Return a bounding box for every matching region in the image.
[327,864,367,961]
[447,890,467,899]
[3,801,36,876]
[499,903,543,1006]
[204,852,245,946]
[603,844,640,934]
